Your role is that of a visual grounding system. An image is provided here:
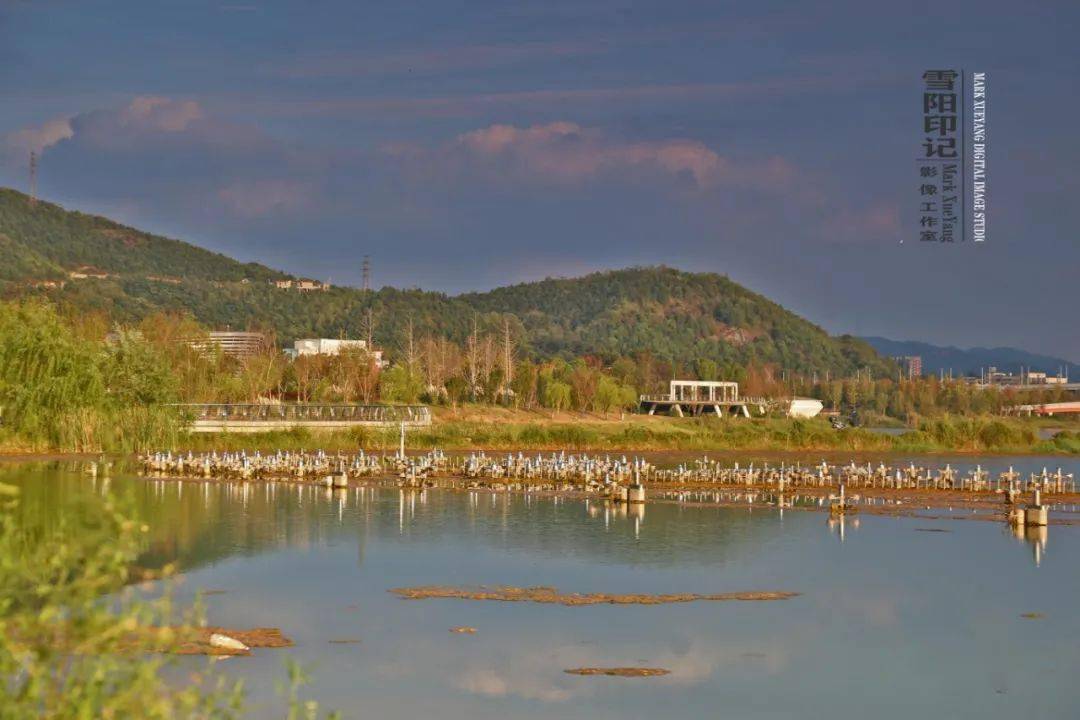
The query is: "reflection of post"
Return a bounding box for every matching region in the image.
[630,503,644,540]
[1026,525,1048,567]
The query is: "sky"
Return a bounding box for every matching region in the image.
[1,0,1077,360]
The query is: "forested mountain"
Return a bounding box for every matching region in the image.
[862,337,1077,376]
[462,269,890,374]
[0,188,894,376]
[0,188,283,282]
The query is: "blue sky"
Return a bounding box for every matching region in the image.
[1,0,1077,359]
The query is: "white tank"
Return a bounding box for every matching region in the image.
[787,397,824,418]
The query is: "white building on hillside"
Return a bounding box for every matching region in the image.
[290,338,385,367]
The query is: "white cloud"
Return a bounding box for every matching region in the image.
[118,96,203,132]
[3,117,74,159]
[455,121,724,187]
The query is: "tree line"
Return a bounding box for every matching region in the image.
[0,299,1069,452]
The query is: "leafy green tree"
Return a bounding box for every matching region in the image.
[0,301,106,448]
[105,329,179,405]
[542,380,572,411]
[444,376,469,406]
[594,376,637,413]
[379,365,424,403]
[511,360,538,408]
[695,358,719,381]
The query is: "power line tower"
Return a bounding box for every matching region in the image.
[29,151,38,206]
[361,255,371,291]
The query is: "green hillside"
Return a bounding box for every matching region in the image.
[0,231,65,280]
[0,188,894,376]
[461,268,889,374]
[0,188,284,282]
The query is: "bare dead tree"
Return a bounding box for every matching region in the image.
[398,316,419,377]
[480,334,497,391]
[441,337,462,385]
[360,307,376,349]
[421,336,461,400]
[421,337,443,390]
[502,316,515,405]
[465,315,481,401]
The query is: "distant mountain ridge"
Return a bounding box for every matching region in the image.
[0,187,893,375]
[861,337,1077,377]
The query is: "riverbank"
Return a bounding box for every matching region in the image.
[3,408,1078,456]
[176,409,1079,455]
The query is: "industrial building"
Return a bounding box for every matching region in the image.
[188,331,269,359]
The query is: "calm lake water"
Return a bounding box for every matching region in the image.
[5,455,1080,719]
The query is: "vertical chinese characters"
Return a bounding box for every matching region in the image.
[920,70,961,243]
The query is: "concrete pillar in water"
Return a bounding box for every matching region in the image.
[1021,488,1047,526]
[627,484,645,504]
[1025,505,1048,527]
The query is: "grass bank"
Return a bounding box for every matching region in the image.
[170,408,1079,456]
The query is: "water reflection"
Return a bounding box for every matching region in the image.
[826,514,861,543]
[1010,522,1050,567]
[3,459,1079,719]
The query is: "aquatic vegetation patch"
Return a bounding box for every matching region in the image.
[172,626,294,656]
[390,585,799,605]
[565,667,671,677]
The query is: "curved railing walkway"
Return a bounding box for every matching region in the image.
[176,403,431,432]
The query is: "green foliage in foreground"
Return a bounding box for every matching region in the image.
[0,473,338,719]
[0,479,244,718]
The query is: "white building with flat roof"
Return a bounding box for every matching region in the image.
[787,397,824,418]
[291,338,385,366]
[639,379,763,418]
